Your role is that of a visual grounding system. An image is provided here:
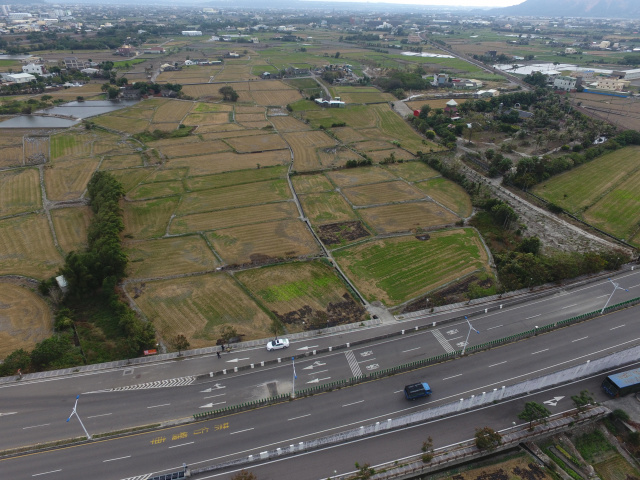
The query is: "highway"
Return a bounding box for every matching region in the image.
[2,270,639,451]
[1,302,638,480]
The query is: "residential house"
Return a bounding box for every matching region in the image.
[7,72,36,83]
[553,75,581,91]
[596,78,629,92]
[22,63,46,75]
[444,99,458,117]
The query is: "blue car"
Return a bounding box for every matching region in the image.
[404,382,432,400]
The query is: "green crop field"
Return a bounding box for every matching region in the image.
[333,228,490,306]
[416,177,473,218]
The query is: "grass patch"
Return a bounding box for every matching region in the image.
[574,430,615,463]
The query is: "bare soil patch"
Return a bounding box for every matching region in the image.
[318,221,370,245]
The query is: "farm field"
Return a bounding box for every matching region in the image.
[127,274,272,348]
[270,116,311,132]
[186,165,287,191]
[159,140,230,158]
[51,207,91,254]
[123,197,180,239]
[382,161,440,182]
[236,261,366,332]
[416,177,473,218]
[291,174,334,194]
[0,168,41,217]
[167,150,290,176]
[224,134,288,153]
[341,180,425,206]
[359,202,459,234]
[207,219,320,265]
[326,166,396,187]
[100,154,144,170]
[50,132,93,159]
[333,228,490,306]
[300,192,358,225]
[128,180,184,200]
[44,158,101,201]
[0,283,53,360]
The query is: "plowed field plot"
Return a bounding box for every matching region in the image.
[207,219,320,265]
[181,84,223,100]
[235,105,264,113]
[383,161,440,181]
[327,166,397,188]
[126,236,220,279]
[128,273,272,348]
[24,135,49,164]
[128,180,184,200]
[177,179,291,215]
[291,174,334,194]
[367,149,415,162]
[332,127,368,144]
[167,150,290,175]
[159,140,230,158]
[0,168,41,217]
[359,202,459,234]
[51,206,91,254]
[334,228,490,306]
[186,165,287,191]
[50,133,93,159]
[225,134,288,153]
[251,89,302,106]
[183,113,231,126]
[236,261,366,332]
[416,177,472,218]
[0,213,63,279]
[284,131,336,172]
[0,283,53,360]
[0,145,23,168]
[318,146,363,168]
[235,113,265,123]
[45,158,100,201]
[342,180,425,206]
[170,201,299,234]
[270,116,310,132]
[152,100,193,123]
[99,154,143,170]
[300,192,358,225]
[319,221,370,245]
[123,197,180,239]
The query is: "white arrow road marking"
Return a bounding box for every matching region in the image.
[200,384,225,392]
[200,401,226,408]
[297,345,319,351]
[307,377,331,384]
[303,361,326,370]
[0,412,17,417]
[203,393,226,399]
[308,369,329,375]
[226,358,250,363]
[543,396,565,407]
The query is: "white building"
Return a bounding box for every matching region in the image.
[7,72,36,83]
[553,75,580,91]
[474,89,499,98]
[182,30,202,36]
[22,63,46,75]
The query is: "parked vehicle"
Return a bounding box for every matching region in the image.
[266,338,289,351]
[602,367,640,397]
[404,382,432,400]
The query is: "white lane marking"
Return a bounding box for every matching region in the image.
[393,389,403,394]
[572,337,588,343]
[23,423,50,429]
[402,347,420,353]
[610,325,625,330]
[531,349,549,355]
[561,304,578,309]
[203,394,226,399]
[628,283,640,289]
[147,403,170,409]
[443,374,463,381]
[168,441,194,449]
[357,358,376,363]
[87,413,112,419]
[288,414,311,421]
[596,294,609,298]
[0,412,17,417]
[487,325,503,330]
[342,400,364,407]
[32,470,61,477]
[488,361,507,368]
[309,369,329,375]
[103,455,131,463]
[449,336,463,341]
[526,314,541,319]
[230,428,254,435]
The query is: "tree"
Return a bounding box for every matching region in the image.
[335,51,340,59]
[475,427,502,450]
[170,334,190,356]
[518,401,551,430]
[219,85,239,102]
[571,390,594,415]
[220,325,238,345]
[270,318,284,339]
[107,86,119,99]
[231,470,257,480]
[0,348,31,377]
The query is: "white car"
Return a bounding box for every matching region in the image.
[266,338,289,351]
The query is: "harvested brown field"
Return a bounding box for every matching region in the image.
[318,221,370,245]
[332,127,368,143]
[109,168,154,193]
[291,174,334,194]
[354,140,395,152]
[342,180,425,206]
[235,113,265,123]
[0,213,63,278]
[238,121,271,129]
[92,115,150,134]
[0,145,23,168]
[318,146,363,168]
[0,168,41,217]
[0,283,53,360]
[416,177,473,218]
[148,122,181,132]
[251,89,302,106]
[284,131,335,172]
[44,158,100,201]
[152,100,193,123]
[196,123,246,134]
[207,219,320,265]
[201,129,256,141]
[100,154,143,170]
[125,236,220,279]
[270,116,310,132]
[177,179,291,215]
[366,149,415,162]
[249,80,295,91]
[300,192,358,225]
[215,66,255,82]
[359,202,459,234]
[128,274,272,348]
[167,150,290,175]
[186,165,287,191]
[159,140,230,158]
[50,132,93,159]
[405,98,468,111]
[123,197,180,239]
[225,134,288,153]
[181,84,223,100]
[128,181,184,200]
[24,135,50,165]
[170,201,299,234]
[383,161,440,181]
[236,261,366,332]
[183,113,230,126]
[51,206,91,254]
[92,136,137,156]
[144,168,188,182]
[147,135,203,148]
[327,166,397,187]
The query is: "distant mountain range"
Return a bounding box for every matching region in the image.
[493,0,640,18]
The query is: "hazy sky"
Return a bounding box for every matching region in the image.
[305,0,526,6]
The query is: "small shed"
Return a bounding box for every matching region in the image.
[55,275,68,294]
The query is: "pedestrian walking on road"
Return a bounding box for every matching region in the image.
[216,351,221,359]
[221,344,225,352]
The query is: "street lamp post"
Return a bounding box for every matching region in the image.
[66,394,91,440]
[461,316,480,356]
[291,356,297,399]
[601,278,629,314]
